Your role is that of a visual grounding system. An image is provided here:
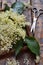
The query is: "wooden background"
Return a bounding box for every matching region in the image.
[0,0,43,65]
[32,0,43,65]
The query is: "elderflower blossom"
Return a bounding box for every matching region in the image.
[6,58,17,65]
[0,10,26,52]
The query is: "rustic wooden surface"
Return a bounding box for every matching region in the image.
[32,0,43,65]
[0,0,43,65]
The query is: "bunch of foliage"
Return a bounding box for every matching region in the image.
[0,1,40,63]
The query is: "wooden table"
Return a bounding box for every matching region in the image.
[0,0,43,65]
[32,0,43,65]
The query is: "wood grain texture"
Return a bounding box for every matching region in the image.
[32,0,43,65]
[0,0,43,65]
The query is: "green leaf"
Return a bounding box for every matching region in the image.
[4,4,10,11]
[14,39,24,56]
[11,1,25,14]
[25,36,40,56]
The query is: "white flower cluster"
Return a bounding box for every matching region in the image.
[6,58,17,65]
[0,10,26,52]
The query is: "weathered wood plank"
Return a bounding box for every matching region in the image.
[0,0,43,65]
[0,0,34,65]
[32,0,43,65]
